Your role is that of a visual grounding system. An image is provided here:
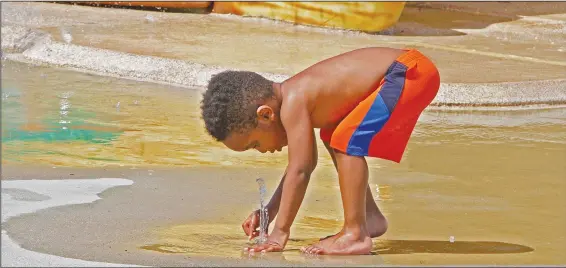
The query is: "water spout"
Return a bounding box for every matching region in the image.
[255,178,269,244]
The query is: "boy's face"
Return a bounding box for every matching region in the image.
[223,105,287,153]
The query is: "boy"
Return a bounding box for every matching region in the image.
[200,47,440,255]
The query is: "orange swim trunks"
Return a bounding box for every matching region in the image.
[320,49,440,163]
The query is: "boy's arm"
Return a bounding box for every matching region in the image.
[275,93,317,233]
[249,94,317,252]
[266,168,286,222]
[267,137,318,221]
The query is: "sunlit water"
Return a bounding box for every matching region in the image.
[1,61,265,167]
[2,61,565,169]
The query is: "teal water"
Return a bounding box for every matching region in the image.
[2,64,122,144]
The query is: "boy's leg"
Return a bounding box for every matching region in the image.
[302,150,373,255]
[323,142,388,239]
[365,186,389,237]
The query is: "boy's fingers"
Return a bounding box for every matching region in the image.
[248,214,258,239]
[242,221,251,236]
[253,245,267,252]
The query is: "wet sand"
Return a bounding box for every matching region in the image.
[1,177,142,267]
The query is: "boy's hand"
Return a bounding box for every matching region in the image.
[244,228,289,253]
[242,209,265,241]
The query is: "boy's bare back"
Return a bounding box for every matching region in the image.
[281,47,405,130]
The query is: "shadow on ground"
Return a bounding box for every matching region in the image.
[373,239,534,255]
[142,239,533,256]
[139,238,533,266]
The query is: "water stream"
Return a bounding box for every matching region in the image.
[255,178,269,245]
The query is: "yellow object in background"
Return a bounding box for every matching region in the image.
[212,2,406,32]
[73,2,405,32]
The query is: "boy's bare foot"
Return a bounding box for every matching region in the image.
[301,230,372,255]
[320,213,388,240]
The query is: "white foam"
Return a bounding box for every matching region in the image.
[454,14,566,41]
[2,25,289,89]
[433,80,566,107]
[1,178,144,267]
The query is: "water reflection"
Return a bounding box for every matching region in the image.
[57,91,73,130]
[374,184,392,201]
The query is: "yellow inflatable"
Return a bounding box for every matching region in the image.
[75,2,406,32]
[212,2,406,32]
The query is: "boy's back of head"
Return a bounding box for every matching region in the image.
[201,71,274,141]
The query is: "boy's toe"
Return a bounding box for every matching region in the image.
[308,246,320,255]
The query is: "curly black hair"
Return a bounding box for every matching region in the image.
[201,70,275,141]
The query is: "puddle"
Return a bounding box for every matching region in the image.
[139,216,534,264]
[139,217,349,263]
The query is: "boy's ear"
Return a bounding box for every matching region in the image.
[256,105,275,123]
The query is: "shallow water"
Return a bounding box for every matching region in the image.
[2,61,565,169]
[2,61,565,264]
[1,60,241,167]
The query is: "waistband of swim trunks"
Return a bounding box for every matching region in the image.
[397,48,428,66]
